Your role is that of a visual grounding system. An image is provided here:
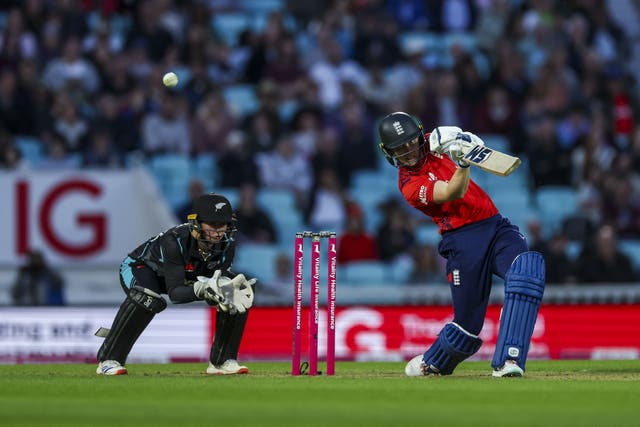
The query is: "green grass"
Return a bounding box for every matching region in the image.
[1,360,640,427]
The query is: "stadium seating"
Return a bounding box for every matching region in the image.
[341,261,387,285]
[566,241,582,261]
[192,153,218,192]
[213,187,240,209]
[211,13,251,46]
[233,243,283,280]
[415,224,440,246]
[241,0,284,13]
[388,256,414,283]
[222,84,260,118]
[397,31,440,56]
[481,134,510,153]
[147,154,192,210]
[14,136,44,166]
[536,186,578,236]
[256,188,303,246]
[619,239,640,271]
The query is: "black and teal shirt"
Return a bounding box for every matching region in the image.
[126,223,235,303]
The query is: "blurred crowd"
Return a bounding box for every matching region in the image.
[1,0,640,291]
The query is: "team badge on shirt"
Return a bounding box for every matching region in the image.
[447,269,461,286]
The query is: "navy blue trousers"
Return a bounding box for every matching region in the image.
[438,215,528,335]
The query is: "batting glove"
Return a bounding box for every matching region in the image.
[448,143,469,168]
[428,126,462,153]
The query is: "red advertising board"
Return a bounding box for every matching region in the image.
[237,305,640,361]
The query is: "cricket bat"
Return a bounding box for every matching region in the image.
[460,143,521,177]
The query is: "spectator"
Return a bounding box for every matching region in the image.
[335,96,378,183]
[0,138,29,170]
[290,107,322,160]
[11,250,65,306]
[218,130,258,188]
[574,224,636,283]
[174,178,206,223]
[423,70,473,130]
[407,244,444,285]
[124,0,174,63]
[82,130,122,168]
[0,7,38,69]
[544,233,577,284]
[93,93,140,156]
[311,126,349,189]
[376,199,416,262]
[141,90,191,156]
[527,114,573,189]
[256,134,312,206]
[39,136,78,169]
[259,252,293,301]
[50,94,90,153]
[234,183,277,244]
[337,203,378,265]
[0,69,33,135]
[41,36,99,94]
[472,84,519,136]
[525,218,549,254]
[306,168,347,234]
[190,90,235,155]
[308,37,368,111]
[244,80,283,152]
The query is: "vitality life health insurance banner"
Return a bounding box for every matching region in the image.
[1,304,639,363]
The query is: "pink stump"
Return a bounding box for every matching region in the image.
[292,233,304,375]
[326,233,337,375]
[309,236,321,376]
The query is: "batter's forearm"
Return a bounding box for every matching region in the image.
[448,167,470,199]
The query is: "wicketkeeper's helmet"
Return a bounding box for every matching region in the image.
[188,194,237,259]
[378,112,428,168]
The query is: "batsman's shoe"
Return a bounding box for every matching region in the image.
[405,355,440,376]
[96,360,128,376]
[206,359,249,375]
[492,360,524,378]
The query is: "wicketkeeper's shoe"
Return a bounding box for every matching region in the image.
[96,360,128,376]
[404,355,440,376]
[206,359,249,375]
[492,360,524,378]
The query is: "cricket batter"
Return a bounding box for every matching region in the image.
[378,112,545,377]
[96,193,256,375]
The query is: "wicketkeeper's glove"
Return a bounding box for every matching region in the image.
[193,270,232,309]
[194,271,256,314]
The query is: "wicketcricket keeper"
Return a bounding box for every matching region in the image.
[96,193,256,375]
[378,112,545,377]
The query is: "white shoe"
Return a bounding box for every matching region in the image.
[96,360,128,376]
[206,359,249,375]
[405,355,439,376]
[492,360,524,378]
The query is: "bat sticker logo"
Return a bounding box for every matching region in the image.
[464,146,492,164]
[214,202,227,211]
